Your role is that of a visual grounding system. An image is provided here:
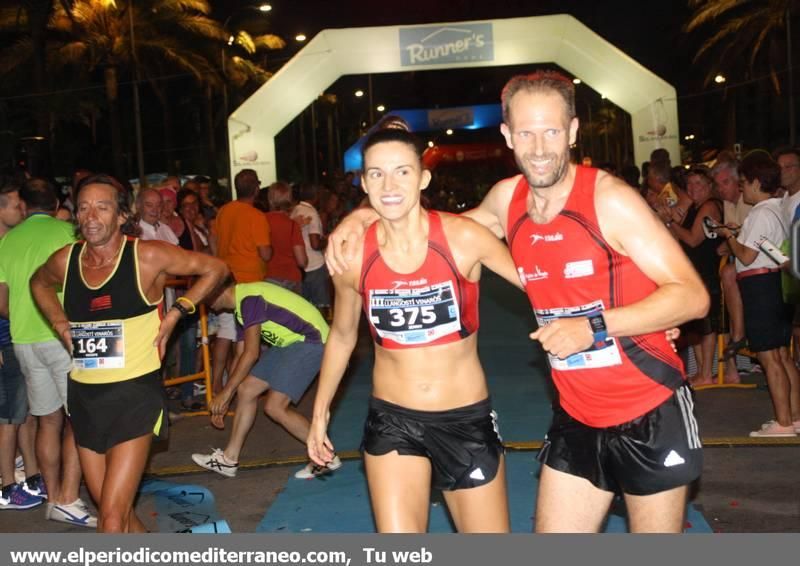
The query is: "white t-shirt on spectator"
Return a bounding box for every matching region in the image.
[781,190,800,230]
[138,219,179,245]
[291,201,325,272]
[735,198,787,272]
[723,193,752,227]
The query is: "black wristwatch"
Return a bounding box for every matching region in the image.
[587,312,608,348]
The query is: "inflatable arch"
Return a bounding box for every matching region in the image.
[228,14,680,186]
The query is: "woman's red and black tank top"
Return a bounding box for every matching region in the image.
[506,166,685,427]
[359,211,479,350]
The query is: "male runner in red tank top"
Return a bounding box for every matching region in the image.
[328,71,709,533]
[469,71,709,532]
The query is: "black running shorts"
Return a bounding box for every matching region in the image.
[361,397,504,491]
[538,384,703,496]
[67,370,168,454]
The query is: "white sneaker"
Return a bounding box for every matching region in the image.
[294,455,342,479]
[749,420,798,438]
[46,498,97,528]
[192,448,238,478]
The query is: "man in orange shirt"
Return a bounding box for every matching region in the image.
[213,169,272,282]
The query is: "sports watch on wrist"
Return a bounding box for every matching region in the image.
[587,312,608,348]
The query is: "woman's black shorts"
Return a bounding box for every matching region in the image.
[362,397,504,491]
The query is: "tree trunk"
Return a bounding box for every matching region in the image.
[105,65,125,179]
[26,0,52,138]
[722,90,737,150]
[204,84,220,189]
[149,82,175,174]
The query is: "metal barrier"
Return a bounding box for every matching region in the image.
[162,278,214,416]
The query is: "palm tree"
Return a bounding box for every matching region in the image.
[685,0,798,145]
[0,0,227,177]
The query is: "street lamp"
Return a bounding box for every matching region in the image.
[376,104,385,112]
[258,4,272,11]
[714,74,726,84]
[295,34,307,42]
[354,90,364,98]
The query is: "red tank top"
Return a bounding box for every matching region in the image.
[359,211,479,350]
[506,166,684,427]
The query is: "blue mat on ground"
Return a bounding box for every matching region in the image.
[139,478,231,533]
[258,451,712,533]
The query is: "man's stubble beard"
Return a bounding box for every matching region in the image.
[516,149,570,189]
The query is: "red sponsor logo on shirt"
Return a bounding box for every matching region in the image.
[89,295,112,312]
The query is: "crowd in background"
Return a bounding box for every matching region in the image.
[1,141,799,522]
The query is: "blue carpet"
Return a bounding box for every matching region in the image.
[258,452,712,533]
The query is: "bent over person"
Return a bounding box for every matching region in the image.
[31,174,228,532]
[193,280,332,479]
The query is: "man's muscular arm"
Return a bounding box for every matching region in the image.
[531,175,709,359]
[461,175,520,239]
[138,241,229,353]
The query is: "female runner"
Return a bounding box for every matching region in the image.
[307,119,523,532]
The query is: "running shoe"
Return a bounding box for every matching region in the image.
[46,499,97,528]
[0,483,43,510]
[22,474,47,499]
[191,448,238,478]
[749,420,797,438]
[294,455,342,479]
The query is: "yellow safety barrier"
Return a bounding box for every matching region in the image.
[162,278,215,416]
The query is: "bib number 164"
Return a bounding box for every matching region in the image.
[75,337,108,355]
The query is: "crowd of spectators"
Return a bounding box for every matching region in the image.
[1,141,799,525]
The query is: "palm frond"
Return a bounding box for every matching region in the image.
[156,0,213,16]
[253,34,286,51]
[235,30,256,54]
[0,8,27,30]
[685,0,748,32]
[0,37,32,75]
[57,40,89,65]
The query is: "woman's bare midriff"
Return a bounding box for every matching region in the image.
[371,333,489,411]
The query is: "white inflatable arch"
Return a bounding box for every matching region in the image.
[228,14,679,185]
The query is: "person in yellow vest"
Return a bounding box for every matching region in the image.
[30,174,228,533]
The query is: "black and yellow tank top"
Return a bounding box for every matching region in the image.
[63,237,163,384]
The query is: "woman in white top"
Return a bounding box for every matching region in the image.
[718,151,799,437]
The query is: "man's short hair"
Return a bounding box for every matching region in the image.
[501,70,576,123]
[740,150,781,194]
[298,183,319,203]
[650,148,671,167]
[20,178,58,212]
[193,175,211,184]
[649,161,671,184]
[268,181,293,212]
[0,178,20,209]
[711,159,739,181]
[773,146,800,163]
[234,169,260,199]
